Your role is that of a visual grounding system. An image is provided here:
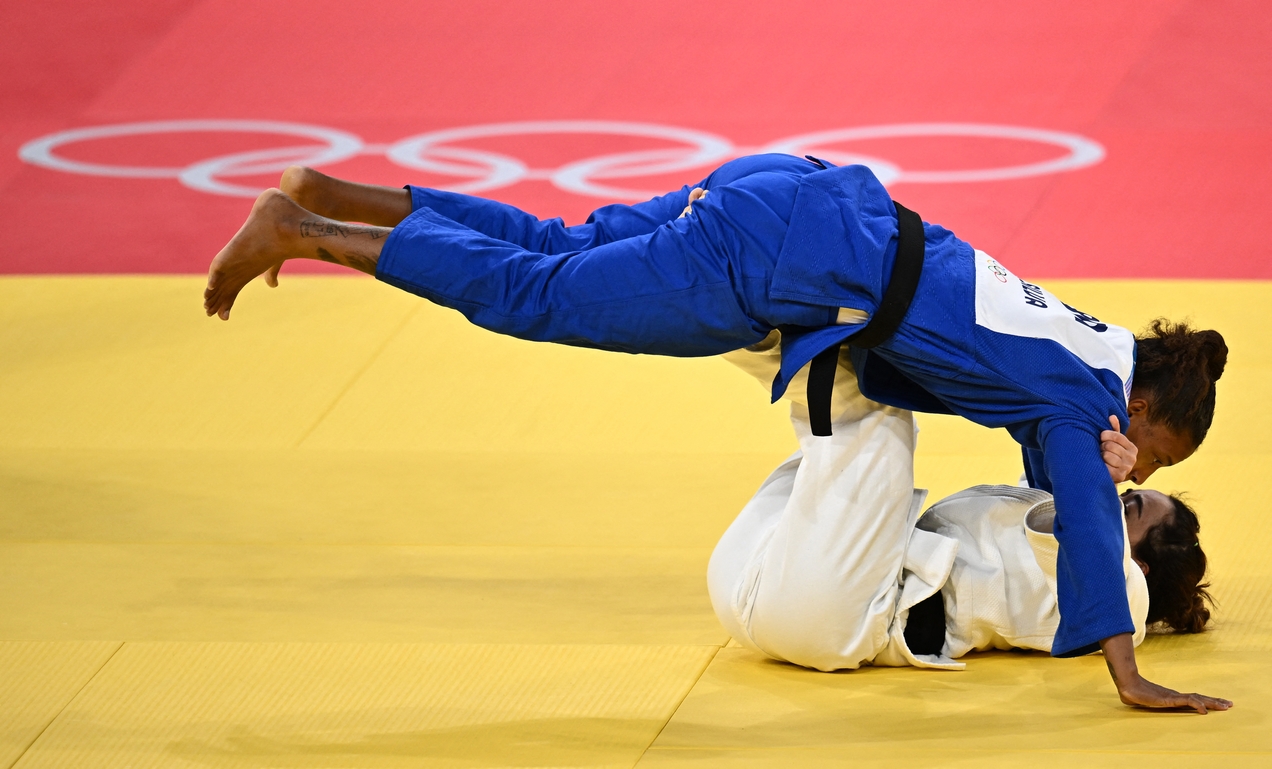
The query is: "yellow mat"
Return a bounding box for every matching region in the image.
[0,276,1268,767]
[0,642,120,769]
[14,643,715,769]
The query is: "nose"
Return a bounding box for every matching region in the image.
[1130,465,1157,485]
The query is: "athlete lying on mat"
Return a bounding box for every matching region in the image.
[205,155,1228,711]
[711,342,1218,712]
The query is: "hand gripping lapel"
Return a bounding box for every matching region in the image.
[807,201,925,437]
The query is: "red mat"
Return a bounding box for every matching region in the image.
[3,0,1269,279]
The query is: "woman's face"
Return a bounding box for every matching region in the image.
[1125,399,1197,484]
[1121,488,1174,559]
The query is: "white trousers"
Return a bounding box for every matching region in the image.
[707,347,926,671]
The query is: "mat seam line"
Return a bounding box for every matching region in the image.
[291,303,421,449]
[631,644,721,768]
[6,640,125,769]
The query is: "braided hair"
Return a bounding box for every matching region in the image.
[1137,495,1213,633]
[1132,320,1227,447]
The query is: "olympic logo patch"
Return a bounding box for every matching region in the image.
[18,120,1106,199]
[985,257,1010,283]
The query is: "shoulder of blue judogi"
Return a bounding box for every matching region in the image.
[767,164,900,309]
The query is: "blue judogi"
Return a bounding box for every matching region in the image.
[377,153,1136,657]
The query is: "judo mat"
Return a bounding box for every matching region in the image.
[2,1,1270,766]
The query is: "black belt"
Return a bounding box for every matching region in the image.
[807,202,925,437]
[903,589,947,656]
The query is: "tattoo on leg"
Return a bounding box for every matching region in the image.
[315,247,378,275]
[343,252,378,272]
[301,220,350,238]
[301,219,387,240]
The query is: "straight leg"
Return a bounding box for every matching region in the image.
[275,153,820,253]
[275,165,695,252]
[280,166,413,227]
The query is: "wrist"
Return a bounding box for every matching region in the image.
[1098,633,1139,689]
[1112,667,1142,691]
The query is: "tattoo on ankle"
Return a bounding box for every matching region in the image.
[301,220,350,238]
[316,247,378,275]
[301,219,388,240]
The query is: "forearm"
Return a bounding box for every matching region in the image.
[1100,632,1139,688]
[1042,424,1134,655]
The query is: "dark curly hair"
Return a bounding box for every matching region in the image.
[1136,495,1213,633]
[1132,320,1227,447]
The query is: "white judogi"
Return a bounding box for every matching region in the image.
[709,338,1149,671]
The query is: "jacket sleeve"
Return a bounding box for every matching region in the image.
[1022,447,1050,491]
[405,185,697,254]
[1040,421,1135,657]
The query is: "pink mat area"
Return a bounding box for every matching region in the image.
[3,0,1269,278]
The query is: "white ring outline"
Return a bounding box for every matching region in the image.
[18,119,364,194]
[387,120,734,197]
[760,123,1105,183]
[18,120,1105,198]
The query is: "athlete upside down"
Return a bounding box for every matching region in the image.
[206,155,1229,712]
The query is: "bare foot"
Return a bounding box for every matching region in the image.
[204,189,306,320]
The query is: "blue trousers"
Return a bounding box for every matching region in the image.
[376,154,836,358]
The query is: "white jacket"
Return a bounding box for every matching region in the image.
[875,485,1151,670]
[712,337,1150,672]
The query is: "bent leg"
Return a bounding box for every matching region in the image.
[707,363,919,671]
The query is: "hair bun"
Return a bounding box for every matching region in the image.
[1199,330,1228,382]
[1134,319,1225,446]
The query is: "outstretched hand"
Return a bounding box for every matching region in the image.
[1116,675,1233,715]
[1101,416,1136,483]
[1101,633,1231,715]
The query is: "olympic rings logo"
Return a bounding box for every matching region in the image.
[18,119,1105,199]
[986,258,1011,283]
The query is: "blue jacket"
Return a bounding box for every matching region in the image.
[377,153,1138,656]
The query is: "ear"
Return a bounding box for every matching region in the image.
[1127,398,1150,420]
[1133,557,1149,576]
